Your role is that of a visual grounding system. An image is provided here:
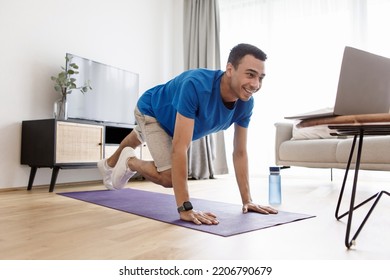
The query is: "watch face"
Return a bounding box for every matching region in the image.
[183,201,193,211]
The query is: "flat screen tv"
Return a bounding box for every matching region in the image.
[65,53,139,125]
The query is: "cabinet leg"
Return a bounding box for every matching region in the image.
[27,167,38,191]
[49,167,60,192]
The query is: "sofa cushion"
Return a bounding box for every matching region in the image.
[292,124,334,140]
[279,138,340,162]
[336,136,390,164]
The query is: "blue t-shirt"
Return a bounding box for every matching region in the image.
[137,69,253,141]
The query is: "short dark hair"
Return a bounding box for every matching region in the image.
[227,43,267,69]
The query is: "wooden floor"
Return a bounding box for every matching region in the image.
[0,171,389,260]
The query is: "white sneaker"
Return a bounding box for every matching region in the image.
[97,159,115,190]
[112,147,137,189]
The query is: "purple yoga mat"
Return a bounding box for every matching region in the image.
[58,188,314,237]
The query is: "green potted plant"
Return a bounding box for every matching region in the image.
[51,55,92,120]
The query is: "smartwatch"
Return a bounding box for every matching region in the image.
[177,201,193,213]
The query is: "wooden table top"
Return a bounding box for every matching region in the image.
[297,113,390,128]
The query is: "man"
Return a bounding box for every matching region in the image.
[98,43,278,225]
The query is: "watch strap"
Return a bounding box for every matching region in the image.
[177,201,193,213]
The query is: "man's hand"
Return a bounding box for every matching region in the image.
[179,210,219,225]
[242,202,278,214]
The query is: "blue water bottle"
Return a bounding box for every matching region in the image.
[269,167,281,204]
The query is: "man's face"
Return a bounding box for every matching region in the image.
[227,55,265,101]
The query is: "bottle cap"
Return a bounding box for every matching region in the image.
[269,166,280,174]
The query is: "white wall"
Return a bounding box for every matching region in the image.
[0,0,184,189]
[220,0,390,180]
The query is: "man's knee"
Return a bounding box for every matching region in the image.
[161,177,172,188]
[159,170,172,188]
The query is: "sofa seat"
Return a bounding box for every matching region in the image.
[279,138,340,164]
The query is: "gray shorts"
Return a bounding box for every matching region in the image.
[134,106,172,172]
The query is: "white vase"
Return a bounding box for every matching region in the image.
[53,95,68,120]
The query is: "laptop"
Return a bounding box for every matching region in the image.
[285,46,390,120]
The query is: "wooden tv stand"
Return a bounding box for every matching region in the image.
[21,118,138,192]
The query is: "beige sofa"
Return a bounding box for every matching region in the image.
[274,122,390,171]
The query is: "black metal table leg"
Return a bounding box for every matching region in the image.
[334,128,389,248]
[344,129,364,248]
[335,135,358,220]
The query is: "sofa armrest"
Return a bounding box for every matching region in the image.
[274,122,293,165]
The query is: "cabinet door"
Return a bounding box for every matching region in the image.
[56,122,103,163]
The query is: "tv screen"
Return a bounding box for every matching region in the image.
[66,53,139,125]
